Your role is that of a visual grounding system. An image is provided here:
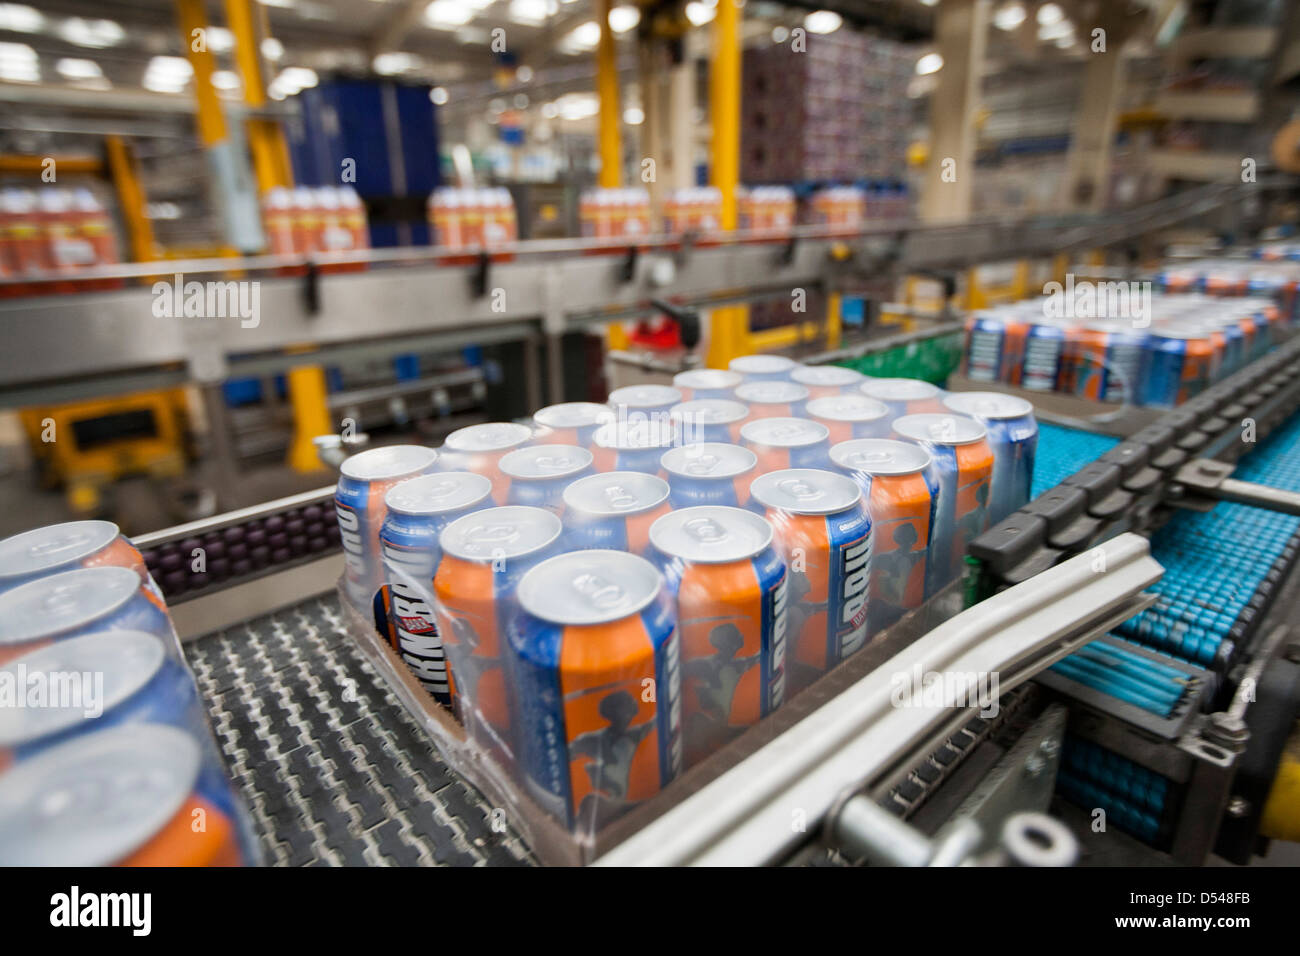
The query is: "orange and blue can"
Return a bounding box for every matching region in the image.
[0,566,177,667]
[439,423,533,504]
[670,398,748,444]
[892,414,993,595]
[1068,323,1147,403]
[434,505,562,759]
[673,368,742,401]
[740,417,831,472]
[735,381,809,419]
[509,550,682,831]
[591,419,677,476]
[790,364,867,399]
[562,471,672,554]
[335,444,439,610]
[660,442,758,511]
[0,723,245,866]
[729,353,798,382]
[829,439,935,632]
[804,394,890,444]
[499,444,593,514]
[649,507,787,766]
[532,402,615,447]
[0,629,251,856]
[1141,330,1214,407]
[861,378,946,418]
[0,520,155,596]
[380,472,493,705]
[749,469,871,696]
[608,384,682,423]
[942,393,1037,526]
[1020,321,1067,392]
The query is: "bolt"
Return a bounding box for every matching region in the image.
[1024,754,1048,778]
[1226,796,1250,819]
[1039,738,1061,759]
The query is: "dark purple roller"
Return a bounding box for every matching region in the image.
[264,514,285,534]
[162,570,187,594]
[159,551,182,573]
[324,524,341,544]
[250,545,270,568]
[285,518,305,536]
[271,547,291,564]
[303,504,323,523]
[307,536,327,552]
[228,541,248,560]
[268,531,288,550]
[288,535,307,556]
[208,557,230,581]
[231,558,252,577]
[223,525,245,544]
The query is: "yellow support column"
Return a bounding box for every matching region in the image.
[104,136,156,264]
[596,0,630,352]
[176,0,229,148]
[225,0,293,193]
[226,0,327,471]
[705,0,749,369]
[596,0,622,189]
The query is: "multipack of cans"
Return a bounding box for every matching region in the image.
[959,292,1290,408]
[809,186,867,232]
[1153,258,1300,323]
[337,361,1039,839]
[0,521,258,866]
[736,186,796,232]
[578,188,653,240]
[0,186,121,291]
[662,187,723,233]
[261,185,370,259]
[426,186,519,250]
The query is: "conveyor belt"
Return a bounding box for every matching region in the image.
[187,595,535,867]
[1032,423,1121,497]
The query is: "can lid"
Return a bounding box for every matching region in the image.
[499,444,593,480]
[593,419,678,450]
[805,394,890,423]
[670,398,748,426]
[660,442,756,479]
[0,630,165,748]
[385,472,493,515]
[533,402,616,430]
[893,413,988,446]
[0,520,120,581]
[740,417,829,447]
[749,468,862,515]
[340,444,438,481]
[942,392,1034,421]
[439,506,561,562]
[830,439,932,476]
[444,422,533,454]
[563,471,670,516]
[860,378,940,402]
[0,723,199,866]
[734,381,810,405]
[0,567,140,646]
[517,551,662,625]
[729,354,797,375]
[607,384,683,408]
[650,506,772,563]
[672,368,742,391]
[790,365,865,388]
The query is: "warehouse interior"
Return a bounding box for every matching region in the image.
[1,0,1300,872]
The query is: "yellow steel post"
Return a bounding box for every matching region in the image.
[104,136,156,264]
[176,0,229,148]
[226,0,324,470]
[596,0,630,352]
[705,0,749,369]
[225,0,293,193]
[596,0,623,189]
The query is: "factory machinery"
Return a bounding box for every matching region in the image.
[110,321,1300,867]
[5,180,1300,866]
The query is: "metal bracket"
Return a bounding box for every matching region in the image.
[618,244,639,284]
[1169,458,1300,516]
[302,260,320,315]
[470,249,491,299]
[778,235,798,267]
